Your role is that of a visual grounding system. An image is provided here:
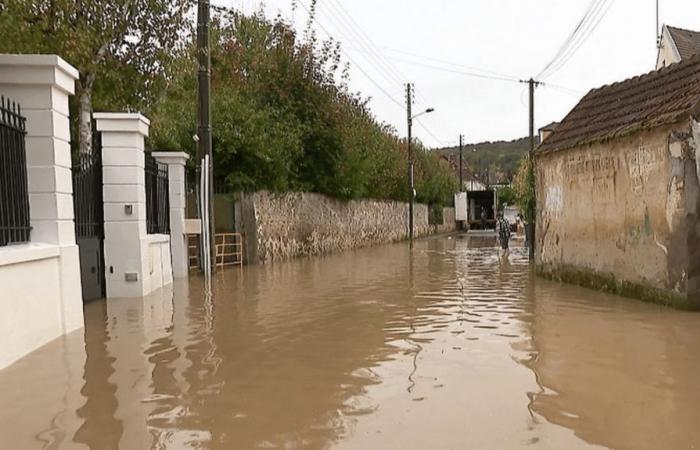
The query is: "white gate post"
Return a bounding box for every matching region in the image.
[0,55,83,322]
[152,152,189,279]
[94,113,150,298]
[0,54,83,368]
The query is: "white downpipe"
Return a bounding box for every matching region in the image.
[200,155,212,293]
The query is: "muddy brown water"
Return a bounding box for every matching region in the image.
[1,234,700,449]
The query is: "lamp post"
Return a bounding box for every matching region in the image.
[406,88,434,245]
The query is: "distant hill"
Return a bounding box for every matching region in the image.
[435,137,536,184]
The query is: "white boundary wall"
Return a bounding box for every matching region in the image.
[0,55,83,370]
[95,113,173,298]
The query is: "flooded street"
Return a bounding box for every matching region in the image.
[1,234,700,449]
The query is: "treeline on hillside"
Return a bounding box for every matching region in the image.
[435,137,535,183]
[0,2,456,206]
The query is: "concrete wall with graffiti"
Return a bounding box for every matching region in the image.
[535,121,700,307]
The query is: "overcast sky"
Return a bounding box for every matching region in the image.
[212,0,700,147]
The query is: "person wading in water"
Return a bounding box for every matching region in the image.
[496,210,511,260]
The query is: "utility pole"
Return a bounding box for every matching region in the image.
[406,83,414,245]
[459,134,463,190]
[197,0,215,271]
[656,0,661,49]
[528,78,536,260]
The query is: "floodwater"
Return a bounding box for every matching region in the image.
[1,235,700,450]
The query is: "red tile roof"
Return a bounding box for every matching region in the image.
[537,54,700,153]
[668,26,700,60]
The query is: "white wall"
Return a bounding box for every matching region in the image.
[0,55,83,370]
[656,26,682,69]
[143,235,173,295]
[0,248,62,368]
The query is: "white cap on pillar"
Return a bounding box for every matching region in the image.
[94,112,150,137]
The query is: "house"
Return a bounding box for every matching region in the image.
[656,25,700,69]
[535,54,700,309]
[437,151,486,191]
[538,122,559,144]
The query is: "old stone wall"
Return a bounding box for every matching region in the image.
[237,191,453,264]
[432,207,457,234]
[535,121,700,308]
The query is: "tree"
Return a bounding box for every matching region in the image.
[0,0,192,154]
[148,7,458,204]
[512,154,536,221]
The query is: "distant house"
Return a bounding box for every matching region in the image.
[656,25,700,69]
[437,151,486,191]
[535,54,700,309]
[538,122,559,144]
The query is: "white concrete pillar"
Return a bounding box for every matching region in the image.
[0,54,83,333]
[95,113,151,298]
[152,151,189,279]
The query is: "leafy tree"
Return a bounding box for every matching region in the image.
[0,0,192,154]
[498,186,516,209]
[513,154,536,221]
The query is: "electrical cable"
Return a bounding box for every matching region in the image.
[537,0,615,80]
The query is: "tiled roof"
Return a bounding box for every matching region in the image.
[537,54,700,153]
[668,26,700,60]
[538,121,559,132]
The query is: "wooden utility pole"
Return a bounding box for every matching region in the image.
[459,134,464,190]
[528,78,536,260]
[197,0,215,271]
[406,83,414,245]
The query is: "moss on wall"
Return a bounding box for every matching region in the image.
[537,264,699,311]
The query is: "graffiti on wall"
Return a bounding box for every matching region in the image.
[565,153,620,180]
[545,185,563,214]
[627,144,663,193]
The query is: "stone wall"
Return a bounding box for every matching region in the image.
[535,120,700,308]
[431,207,456,234]
[237,191,454,264]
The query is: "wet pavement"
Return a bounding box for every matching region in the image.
[1,234,700,449]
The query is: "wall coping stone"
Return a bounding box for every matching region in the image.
[145,234,170,245]
[0,243,60,267]
[0,54,79,94]
[94,112,150,136]
[151,151,189,166]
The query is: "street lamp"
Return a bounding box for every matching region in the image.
[407,106,435,244]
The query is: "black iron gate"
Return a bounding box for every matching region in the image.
[72,125,105,302]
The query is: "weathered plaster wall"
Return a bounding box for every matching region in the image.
[238,191,450,264]
[535,121,700,307]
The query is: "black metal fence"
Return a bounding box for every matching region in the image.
[0,97,31,247]
[72,123,104,239]
[145,153,170,234]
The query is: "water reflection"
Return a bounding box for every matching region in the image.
[0,234,699,449]
[525,281,700,450]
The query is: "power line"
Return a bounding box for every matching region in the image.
[537,0,603,78]
[315,1,404,88]
[320,0,440,116]
[537,0,615,80]
[380,45,521,81]
[302,1,445,146]
[540,0,615,79]
[387,55,523,83]
[414,118,447,146]
[324,0,407,85]
[296,1,405,111]
[318,1,446,143]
